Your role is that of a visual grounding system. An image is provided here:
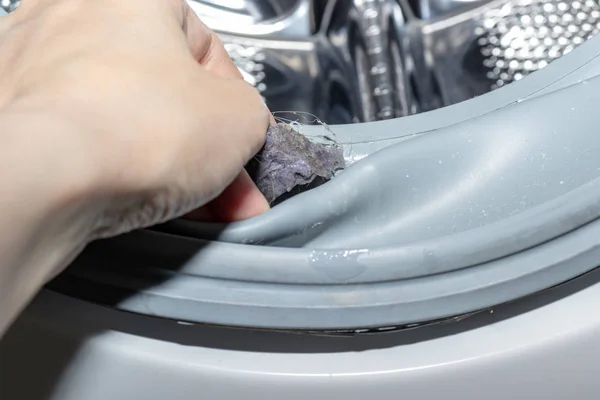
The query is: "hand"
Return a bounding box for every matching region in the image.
[0,0,270,334]
[0,0,271,230]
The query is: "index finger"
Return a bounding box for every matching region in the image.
[179,2,273,222]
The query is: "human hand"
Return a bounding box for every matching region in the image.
[0,0,271,232]
[0,0,270,333]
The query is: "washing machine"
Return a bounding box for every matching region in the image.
[3,0,600,399]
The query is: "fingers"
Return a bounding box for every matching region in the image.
[185,170,269,222]
[154,0,272,223]
[178,1,275,221]
[181,3,277,125]
[180,2,244,80]
[204,169,269,221]
[164,71,270,223]
[183,76,271,221]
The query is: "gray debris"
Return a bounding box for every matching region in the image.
[246,123,345,204]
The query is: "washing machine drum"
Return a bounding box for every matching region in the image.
[47,35,600,334]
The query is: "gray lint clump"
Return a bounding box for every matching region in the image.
[246,122,345,205]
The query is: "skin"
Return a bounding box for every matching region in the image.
[0,0,271,336]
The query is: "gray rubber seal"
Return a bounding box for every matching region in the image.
[49,34,600,330]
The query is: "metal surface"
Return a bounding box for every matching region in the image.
[187,0,313,37]
[0,0,17,13]
[195,0,600,118]
[203,0,420,123]
[479,0,600,89]
[7,0,600,122]
[416,0,490,19]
